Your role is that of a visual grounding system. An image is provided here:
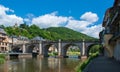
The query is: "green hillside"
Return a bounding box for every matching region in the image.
[46,27,96,41]
[3,24,97,41]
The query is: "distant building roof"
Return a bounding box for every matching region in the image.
[0,28,6,34]
[10,36,29,41]
[18,36,29,40]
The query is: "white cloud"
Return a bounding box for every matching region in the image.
[0,5,102,38]
[24,13,35,25]
[0,5,23,26]
[9,9,14,13]
[65,20,90,31]
[81,24,102,38]
[66,22,102,38]
[32,12,69,28]
[80,12,99,23]
[65,12,101,38]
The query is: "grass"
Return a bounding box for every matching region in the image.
[0,54,6,64]
[75,52,99,72]
[48,51,80,56]
[48,52,58,56]
[67,52,80,55]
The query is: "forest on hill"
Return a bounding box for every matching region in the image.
[0,24,97,41]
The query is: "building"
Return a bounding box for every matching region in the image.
[0,28,9,53]
[9,36,30,51]
[100,0,120,61]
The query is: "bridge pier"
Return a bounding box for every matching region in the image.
[39,41,42,55]
[37,41,47,58]
[58,39,62,57]
[81,40,87,59]
[82,40,85,56]
[22,44,26,53]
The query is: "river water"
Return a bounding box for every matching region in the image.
[0,57,81,72]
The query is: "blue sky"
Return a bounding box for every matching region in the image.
[0,0,114,38]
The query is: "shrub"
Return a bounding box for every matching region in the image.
[0,54,6,64]
[0,58,5,64]
[0,54,6,59]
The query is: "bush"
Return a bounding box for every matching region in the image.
[0,54,6,59]
[48,52,58,56]
[0,54,6,64]
[0,58,5,64]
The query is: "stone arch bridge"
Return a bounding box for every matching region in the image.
[11,40,100,58]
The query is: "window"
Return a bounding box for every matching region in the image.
[5,43,7,46]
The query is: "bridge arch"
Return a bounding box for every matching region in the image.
[62,43,82,58]
[26,44,36,53]
[43,43,58,57]
[86,43,101,57]
[11,45,22,53]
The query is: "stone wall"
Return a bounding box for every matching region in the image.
[114,39,120,61]
[103,34,113,57]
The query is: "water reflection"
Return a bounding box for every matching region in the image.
[0,58,80,72]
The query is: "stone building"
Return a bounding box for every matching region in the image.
[0,28,9,52]
[100,0,120,61]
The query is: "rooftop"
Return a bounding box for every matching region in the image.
[0,28,6,34]
[32,36,45,41]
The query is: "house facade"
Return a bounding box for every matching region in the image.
[0,28,9,52]
[100,0,120,61]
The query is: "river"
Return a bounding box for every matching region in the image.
[0,57,81,72]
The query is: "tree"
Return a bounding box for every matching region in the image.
[89,45,100,54]
[19,23,29,29]
[0,25,5,29]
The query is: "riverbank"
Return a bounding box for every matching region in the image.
[83,56,120,72]
[0,54,5,64]
[75,53,99,72]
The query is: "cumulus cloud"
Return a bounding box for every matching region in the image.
[0,5,23,26]
[66,12,101,38]
[32,12,70,28]
[0,4,101,38]
[84,24,102,38]
[80,12,99,23]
